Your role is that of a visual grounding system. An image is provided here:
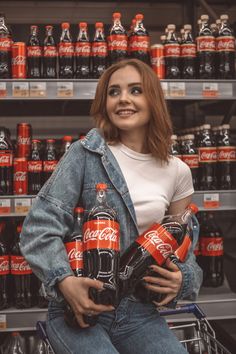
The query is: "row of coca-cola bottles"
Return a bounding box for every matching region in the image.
[0,12,151,80]
[0,124,80,196]
[0,219,48,311]
[1,331,49,354]
[158,13,235,80]
[170,123,236,190]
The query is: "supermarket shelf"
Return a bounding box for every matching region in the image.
[0,79,236,100]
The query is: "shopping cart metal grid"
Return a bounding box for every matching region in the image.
[36,303,232,354]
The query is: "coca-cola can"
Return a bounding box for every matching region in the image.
[13,157,28,195]
[11,42,27,79]
[17,123,32,158]
[151,44,165,79]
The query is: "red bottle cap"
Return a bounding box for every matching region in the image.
[188,203,198,214]
[46,25,53,30]
[62,135,72,142]
[96,183,107,191]
[75,207,84,214]
[113,12,121,19]
[135,14,144,20]
[95,22,103,29]
[62,22,70,29]
[46,139,55,143]
[32,139,41,143]
[79,22,87,28]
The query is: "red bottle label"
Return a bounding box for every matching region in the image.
[136,223,178,265]
[75,42,91,57]
[0,151,13,167]
[174,234,191,262]
[91,42,108,57]
[181,43,196,57]
[28,160,43,172]
[11,255,32,275]
[65,241,83,270]
[196,36,215,52]
[218,146,236,161]
[58,42,74,56]
[44,46,57,57]
[0,37,11,51]
[199,147,217,163]
[83,219,120,251]
[27,46,42,57]
[216,36,235,52]
[182,154,199,168]
[107,34,128,51]
[0,255,10,275]
[129,35,150,53]
[164,43,181,57]
[43,160,57,172]
[200,237,223,256]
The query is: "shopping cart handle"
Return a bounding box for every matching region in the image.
[36,321,48,341]
[159,303,206,320]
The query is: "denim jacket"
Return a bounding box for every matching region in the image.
[20,128,202,303]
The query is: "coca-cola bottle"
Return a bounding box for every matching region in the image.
[28,139,43,195]
[217,124,236,189]
[108,12,128,65]
[0,13,12,78]
[75,22,91,79]
[182,134,199,190]
[0,221,10,310]
[0,127,13,195]
[11,223,33,308]
[83,183,120,307]
[43,25,57,78]
[198,124,217,190]
[129,14,150,65]
[42,139,58,183]
[196,14,216,79]
[4,332,27,354]
[119,204,198,300]
[91,22,108,78]
[170,134,182,160]
[27,25,42,78]
[199,212,224,287]
[181,24,196,79]
[60,135,72,158]
[164,24,181,79]
[58,22,74,79]
[216,14,235,79]
[64,207,84,327]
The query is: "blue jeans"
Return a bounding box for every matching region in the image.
[46,297,188,354]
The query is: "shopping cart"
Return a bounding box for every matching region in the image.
[36,303,232,354]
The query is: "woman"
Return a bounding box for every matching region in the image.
[20,58,202,354]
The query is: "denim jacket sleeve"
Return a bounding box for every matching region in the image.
[19,141,85,302]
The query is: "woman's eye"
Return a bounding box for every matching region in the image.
[131,86,142,94]
[108,88,120,96]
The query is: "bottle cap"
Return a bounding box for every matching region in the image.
[113,12,121,19]
[135,14,144,20]
[62,22,70,29]
[31,25,38,30]
[75,207,84,214]
[95,22,103,28]
[186,134,195,140]
[17,224,23,233]
[46,25,53,30]
[46,138,56,143]
[171,134,178,140]
[167,24,176,30]
[220,14,229,20]
[79,22,87,28]
[188,203,198,214]
[201,14,209,21]
[183,24,192,30]
[96,183,107,191]
[32,139,41,143]
[221,124,230,129]
[63,135,73,142]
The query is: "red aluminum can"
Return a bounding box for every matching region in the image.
[17,123,32,158]
[11,42,27,79]
[151,44,165,79]
[13,157,28,195]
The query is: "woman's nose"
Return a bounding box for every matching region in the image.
[119,90,130,102]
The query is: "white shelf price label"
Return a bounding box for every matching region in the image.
[169,82,186,97]
[0,199,11,214]
[0,314,7,329]
[14,198,31,214]
[12,82,29,97]
[0,82,7,97]
[30,82,46,97]
[57,82,73,97]
[202,82,218,97]
[161,82,168,97]
[203,193,220,209]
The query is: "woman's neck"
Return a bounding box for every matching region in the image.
[119,131,149,154]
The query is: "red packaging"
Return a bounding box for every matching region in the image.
[151,44,165,79]
[17,123,32,158]
[13,157,28,195]
[11,42,27,79]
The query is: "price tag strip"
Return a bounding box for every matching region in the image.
[203,193,220,209]
[0,199,11,214]
[0,314,7,329]
[169,82,186,97]
[14,198,32,214]
[57,82,73,97]
[12,82,29,97]
[202,82,219,98]
[161,81,168,97]
[30,82,46,97]
[0,82,7,98]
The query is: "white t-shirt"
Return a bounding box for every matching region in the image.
[109,143,194,234]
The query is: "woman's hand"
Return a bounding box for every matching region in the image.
[58,276,115,328]
[142,261,183,307]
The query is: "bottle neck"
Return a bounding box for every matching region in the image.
[78,28,89,41]
[94,28,105,41]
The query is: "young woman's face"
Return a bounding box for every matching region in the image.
[106,65,151,135]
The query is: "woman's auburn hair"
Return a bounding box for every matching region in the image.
[90,58,173,162]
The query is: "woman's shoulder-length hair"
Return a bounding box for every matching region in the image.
[90,58,173,162]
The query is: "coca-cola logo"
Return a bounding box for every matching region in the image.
[181,45,196,56]
[11,260,31,272]
[0,260,9,272]
[44,47,57,57]
[151,57,164,66]
[218,149,236,160]
[12,55,26,65]
[144,230,173,258]
[217,38,235,51]
[27,47,42,57]
[0,40,11,49]
[28,161,42,172]
[165,45,181,56]
[59,45,74,55]
[75,45,91,55]
[14,171,27,181]
[200,150,217,161]
[130,41,149,49]
[207,241,223,252]
[83,227,118,243]
[198,38,215,51]
[110,39,128,48]
[43,162,57,172]
[92,45,107,54]
[68,248,83,261]
[17,136,31,145]
[0,155,11,164]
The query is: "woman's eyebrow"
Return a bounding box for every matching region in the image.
[108,82,142,89]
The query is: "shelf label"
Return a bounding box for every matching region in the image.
[169,82,186,97]
[161,82,168,97]
[202,83,218,97]
[0,314,7,329]
[30,82,46,97]
[14,198,31,214]
[0,82,7,97]
[203,193,220,209]
[57,82,73,97]
[0,199,11,214]
[12,82,29,97]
